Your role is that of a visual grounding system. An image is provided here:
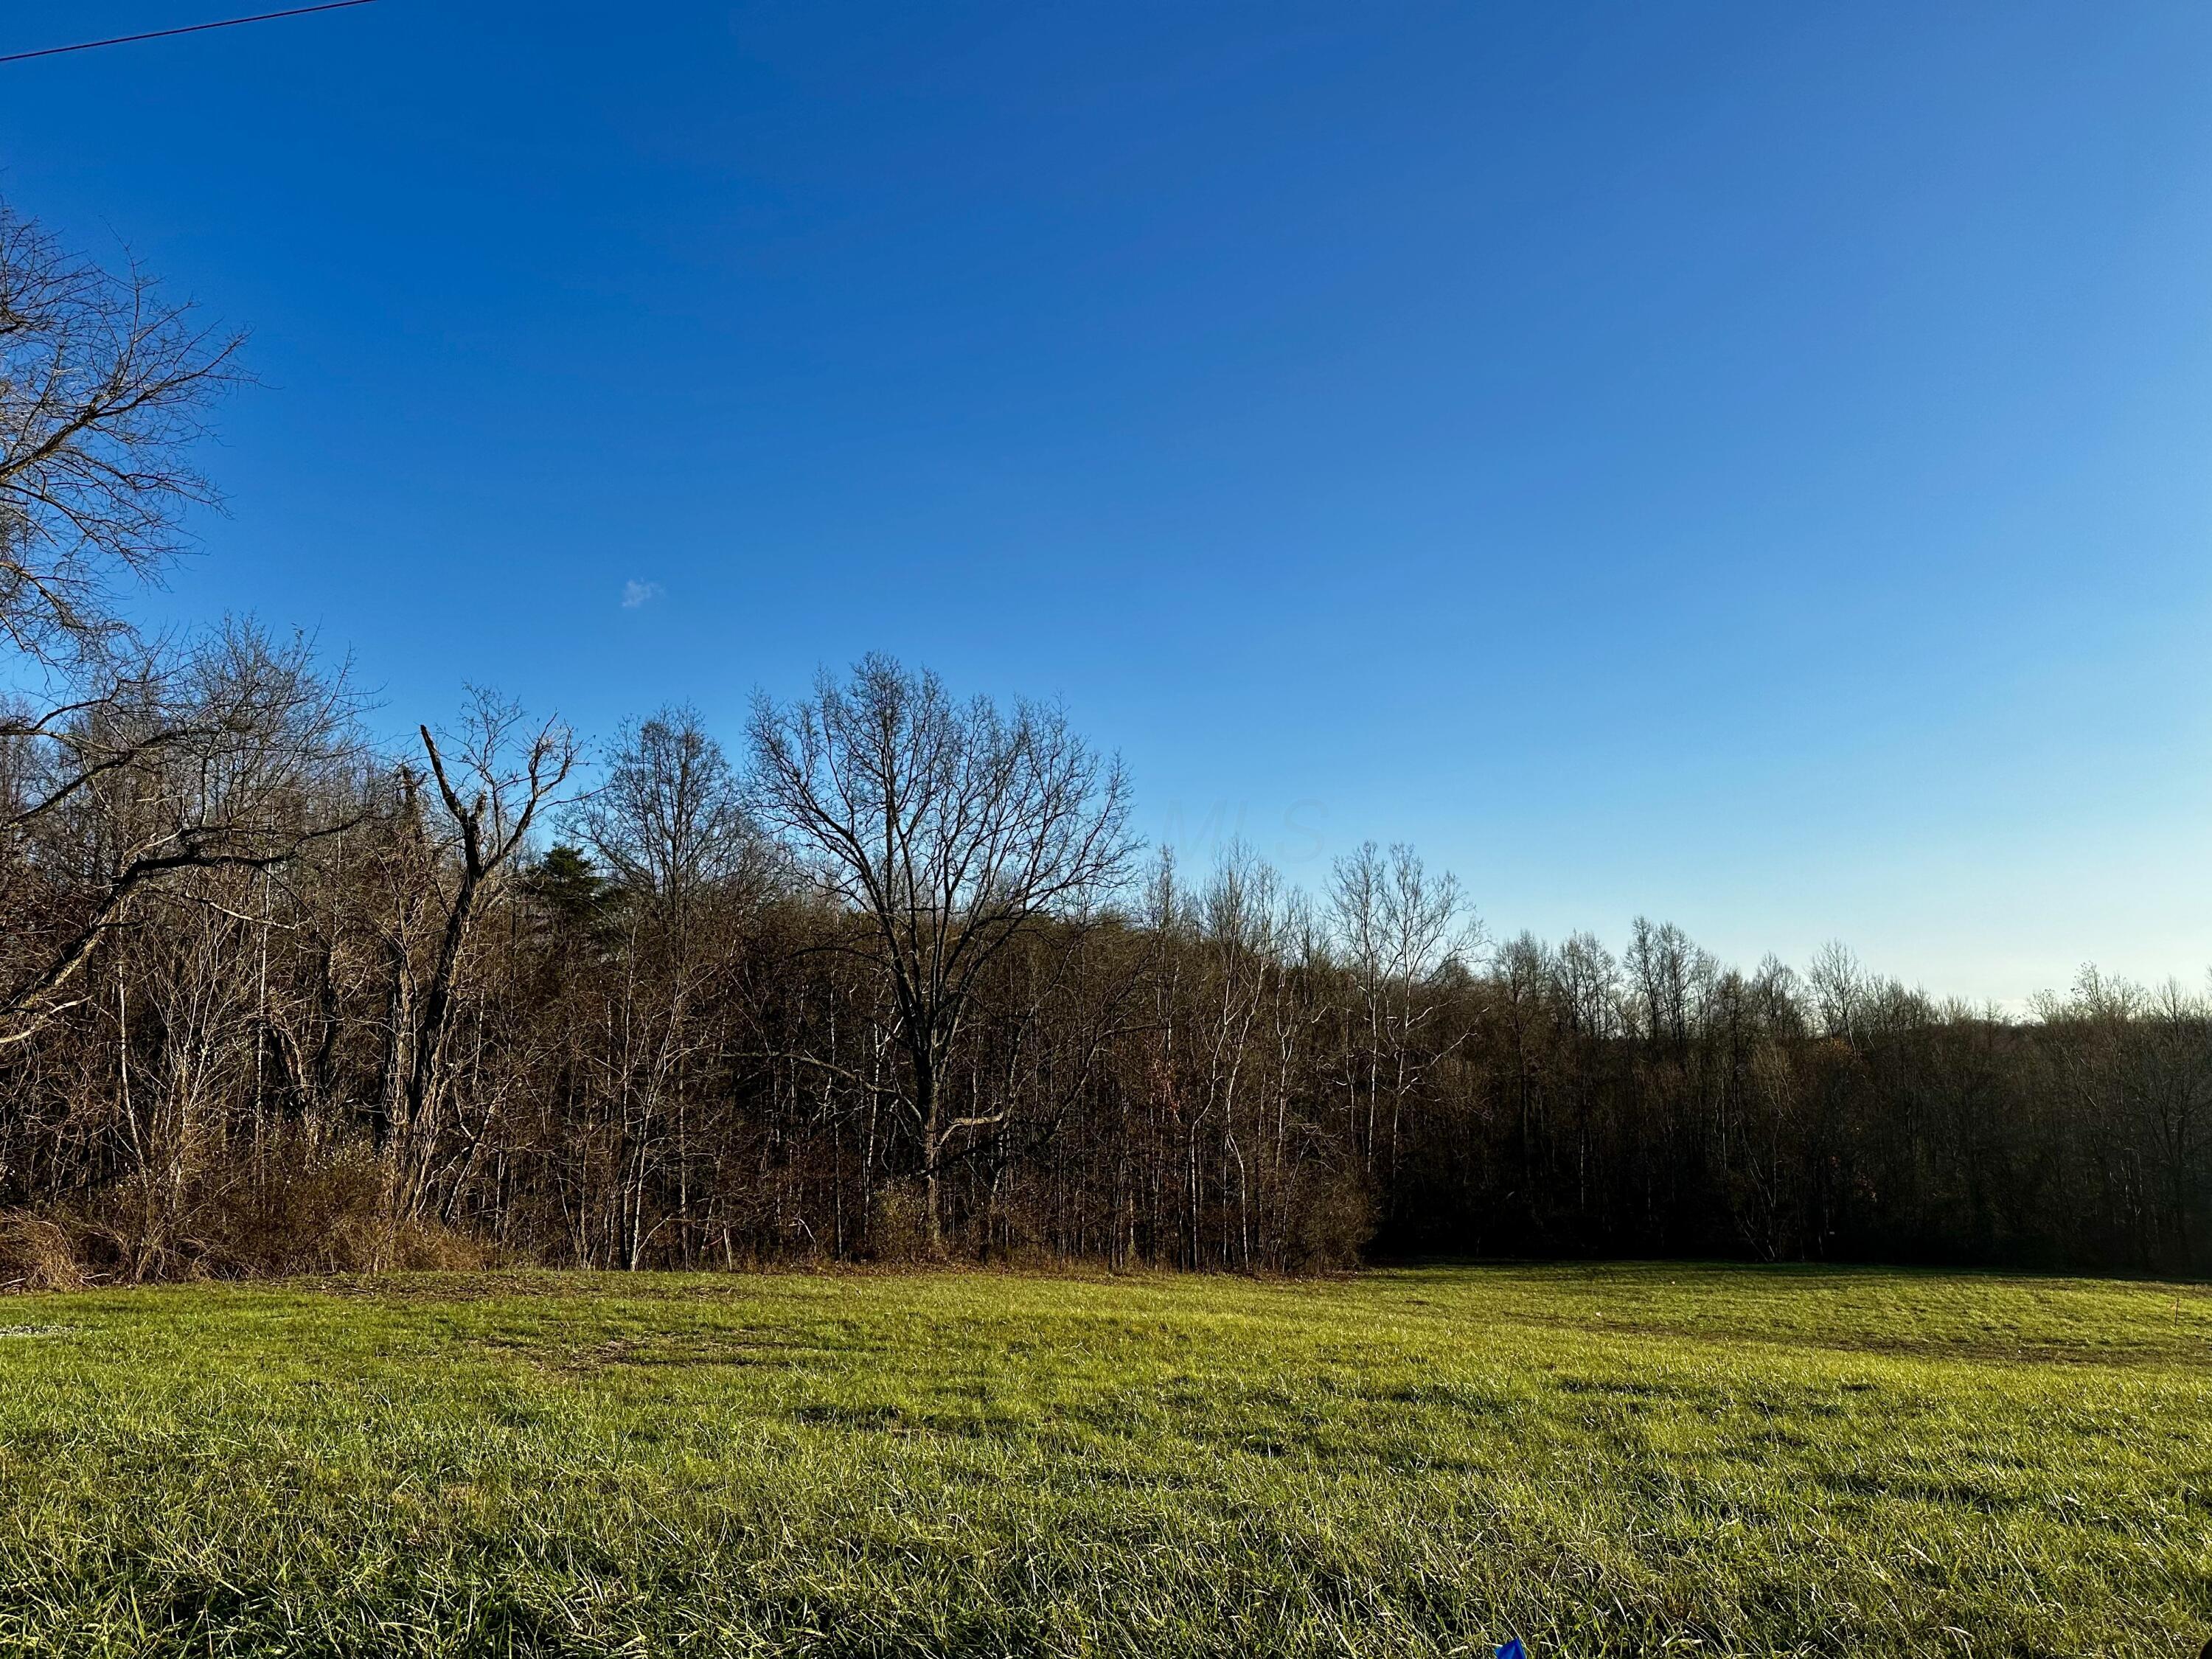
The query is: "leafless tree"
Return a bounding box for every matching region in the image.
[1329,841,1477,1178]
[382,689,575,1222]
[0,206,330,1062]
[568,707,773,1267]
[580,705,770,923]
[1808,940,1867,1045]
[745,655,1137,1250]
[0,201,243,670]
[1,624,362,1050]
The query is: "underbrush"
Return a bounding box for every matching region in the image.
[0,1137,493,1290]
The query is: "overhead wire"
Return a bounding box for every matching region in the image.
[1,1,378,66]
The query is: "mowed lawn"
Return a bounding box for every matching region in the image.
[0,1266,2207,1657]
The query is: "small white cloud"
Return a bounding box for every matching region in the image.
[622,580,664,609]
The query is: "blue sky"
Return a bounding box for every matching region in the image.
[4,1,2208,1003]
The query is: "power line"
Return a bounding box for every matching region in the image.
[0,1,378,66]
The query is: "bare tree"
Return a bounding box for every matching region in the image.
[580,705,768,923]
[1625,917,1710,1050]
[1329,841,1477,1179]
[0,204,294,1054]
[0,201,243,669]
[0,623,362,1050]
[569,707,772,1268]
[745,655,1137,1251]
[382,689,575,1222]
[1807,940,1867,1046]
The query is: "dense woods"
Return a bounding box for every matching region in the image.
[4,204,2208,1286]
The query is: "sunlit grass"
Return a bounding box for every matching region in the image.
[0,1264,2207,1655]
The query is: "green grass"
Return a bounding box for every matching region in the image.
[0,1265,2208,1656]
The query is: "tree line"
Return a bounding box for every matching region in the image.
[3,201,2207,1285]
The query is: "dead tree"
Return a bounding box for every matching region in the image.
[383,689,574,1222]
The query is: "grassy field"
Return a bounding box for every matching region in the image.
[0,1265,2206,1657]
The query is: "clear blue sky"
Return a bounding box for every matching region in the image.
[4,2,2208,1004]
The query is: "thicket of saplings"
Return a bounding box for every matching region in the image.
[2,198,2208,1291]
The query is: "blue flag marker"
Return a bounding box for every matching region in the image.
[1497,1642,1528,1659]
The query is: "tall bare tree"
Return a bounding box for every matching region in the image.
[1329,841,1475,1179]
[0,204,300,1052]
[745,655,1137,1250]
[381,689,574,1222]
[580,705,768,925]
